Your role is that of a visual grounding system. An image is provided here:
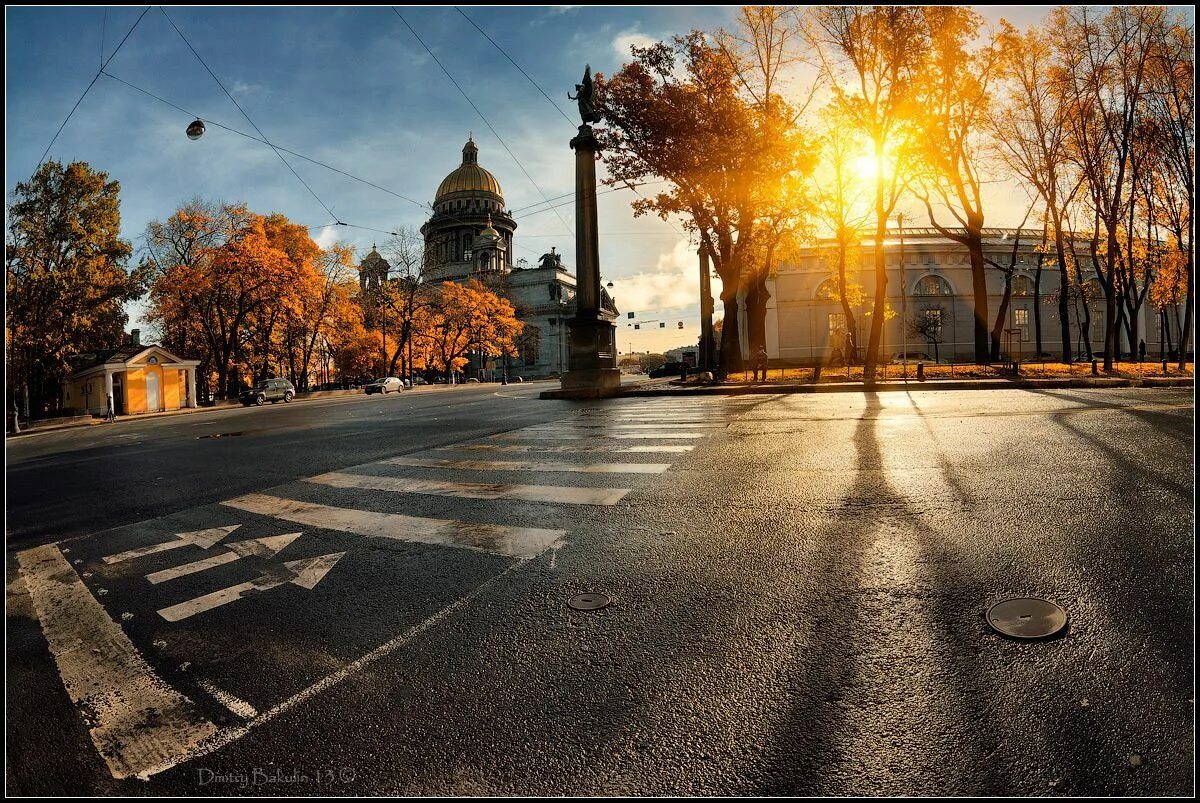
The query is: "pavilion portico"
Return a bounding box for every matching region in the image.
[63,344,199,417]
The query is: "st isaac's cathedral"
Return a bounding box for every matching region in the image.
[361,136,617,379]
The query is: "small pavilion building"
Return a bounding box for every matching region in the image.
[62,339,199,416]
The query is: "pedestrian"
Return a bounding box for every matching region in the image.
[105,395,116,423]
[680,362,689,383]
[753,346,769,382]
[1138,339,1146,363]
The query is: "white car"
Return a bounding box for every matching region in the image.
[364,377,404,394]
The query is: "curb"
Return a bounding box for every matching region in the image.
[613,376,1195,397]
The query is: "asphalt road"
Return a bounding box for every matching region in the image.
[5,384,1194,796]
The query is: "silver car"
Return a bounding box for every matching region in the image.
[364,377,404,394]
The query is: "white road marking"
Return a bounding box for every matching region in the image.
[305,471,631,506]
[516,422,725,430]
[145,533,301,585]
[157,552,344,622]
[17,544,217,780]
[383,456,671,474]
[222,494,564,558]
[196,679,259,719]
[492,432,705,440]
[102,525,240,565]
[438,443,696,453]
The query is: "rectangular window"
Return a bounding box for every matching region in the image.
[1014,308,1029,326]
[828,312,845,339]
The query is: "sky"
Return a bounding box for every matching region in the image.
[7,5,1065,355]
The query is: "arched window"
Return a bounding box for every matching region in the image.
[814,278,839,300]
[1012,274,1034,296]
[461,233,471,260]
[914,275,953,296]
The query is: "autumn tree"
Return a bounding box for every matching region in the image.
[378,227,438,380]
[5,160,145,416]
[990,20,1078,362]
[911,6,1004,363]
[597,29,810,372]
[805,5,929,382]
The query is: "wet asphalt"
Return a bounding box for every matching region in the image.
[4,383,1194,796]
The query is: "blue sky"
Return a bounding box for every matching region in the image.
[6,5,1069,354]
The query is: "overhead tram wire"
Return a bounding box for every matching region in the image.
[455,7,688,242]
[392,8,575,242]
[35,6,151,171]
[101,71,559,261]
[158,7,341,224]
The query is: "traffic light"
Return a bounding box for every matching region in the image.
[659,322,665,328]
[634,324,640,330]
[677,321,684,329]
[627,312,635,319]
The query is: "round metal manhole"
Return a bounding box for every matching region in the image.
[568,592,612,611]
[986,597,1068,640]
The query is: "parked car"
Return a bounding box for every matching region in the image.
[364,377,404,394]
[239,378,295,406]
[892,351,939,363]
[409,376,428,386]
[648,361,688,378]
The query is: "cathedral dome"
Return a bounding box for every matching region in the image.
[435,137,504,202]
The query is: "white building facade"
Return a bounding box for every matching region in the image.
[764,227,1177,365]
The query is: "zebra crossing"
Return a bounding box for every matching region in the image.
[15,395,760,781]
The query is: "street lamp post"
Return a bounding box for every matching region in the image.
[897,213,907,379]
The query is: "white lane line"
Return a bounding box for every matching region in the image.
[145,553,539,779]
[102,525,240,565]
[145,533,301,585]
[383,456,671,474]
[222,494,564,559]
[196,679,259,720]
[156,552,344,622]
[437,443,696,454]
[515,422,726,430]
[492,432,705,440]
[16,544,218,780]
[305,471,631,506]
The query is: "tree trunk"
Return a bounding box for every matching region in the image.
[1033,258,1044,357]
[990,272,1013,361]
[863,216,888,383]
[837,233,859,363]
[718,295,742,374]
[744,271,770,357]
[966,222,991,363]
[1180,254,1194,370]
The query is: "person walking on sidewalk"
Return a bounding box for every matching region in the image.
[753,346,769,382]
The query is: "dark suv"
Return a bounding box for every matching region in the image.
[240,378,295,406]
[648,361,688,378]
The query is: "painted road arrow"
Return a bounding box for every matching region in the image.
[102,525,241,565]
[145,532,302,585]
[156,551,345,622]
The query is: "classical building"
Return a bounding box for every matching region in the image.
[419,137,617,378]
[761,227,1176,365]
[62,332,199,416]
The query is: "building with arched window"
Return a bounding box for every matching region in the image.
[763,227,1167,364]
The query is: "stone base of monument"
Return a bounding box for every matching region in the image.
[540,317,622,399]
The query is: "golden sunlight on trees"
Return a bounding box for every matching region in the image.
[6,161,146,416]
[594,5,1192,375]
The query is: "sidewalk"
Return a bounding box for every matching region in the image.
[616,375,1195,397]
[4,383,489,438]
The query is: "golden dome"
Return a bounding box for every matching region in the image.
[435,138,504,202]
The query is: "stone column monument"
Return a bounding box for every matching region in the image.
[558,65,620,398]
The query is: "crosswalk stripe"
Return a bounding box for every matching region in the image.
[493,432,705,440]
[16,544,218,780]
[305,471,631,506]
[517,422,726,430]
[383,456,671,474]
[221,494,565,558]
[437,443,696,453]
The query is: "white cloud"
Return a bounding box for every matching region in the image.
[612,237,698,314]
[314,226,341,250]
[611,29,656,61]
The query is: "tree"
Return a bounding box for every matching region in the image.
[909,306,946,363]
[805,5,930,382]
[5,160,145,416]
[991,19,1077,363]
[600,30,777,369]
[147,203,293,398]
[379,228,437,380]
[912,6,1002,364]
[1053,6,1164,370]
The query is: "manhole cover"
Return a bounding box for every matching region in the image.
[198,431,246,439]
[986,597,1068,640]
[568,592,611,611]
